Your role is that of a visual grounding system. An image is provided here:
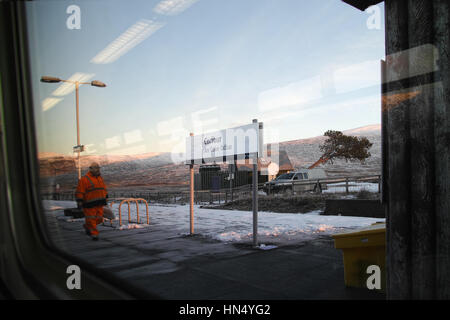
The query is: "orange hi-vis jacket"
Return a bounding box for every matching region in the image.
[75,171,108,208]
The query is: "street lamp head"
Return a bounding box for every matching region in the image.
[91,80,106,87]
[40,76,61,83]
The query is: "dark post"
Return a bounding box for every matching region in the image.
[378,175,381,194]
[343,0,450,299]
[383,0,449,299]
[345,178,349,194]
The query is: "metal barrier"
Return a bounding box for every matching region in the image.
[40,174,381,204]
[108,198,149,226]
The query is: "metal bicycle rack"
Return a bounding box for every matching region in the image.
[106,198,149,226]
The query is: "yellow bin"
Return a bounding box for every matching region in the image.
[332,223,386,291]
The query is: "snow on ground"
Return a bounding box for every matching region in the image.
[323,182,379,194]
[43,200,384,245]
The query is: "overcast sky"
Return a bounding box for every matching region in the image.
[27,0,385,156]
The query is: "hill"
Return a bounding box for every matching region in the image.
[280,124,381,177]
[39,124,381,192]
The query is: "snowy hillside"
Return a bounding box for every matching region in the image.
[39,124,381,190]
[280,124,381,177]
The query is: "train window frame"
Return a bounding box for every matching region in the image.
[0,0,157,299]
[2,0,447,301]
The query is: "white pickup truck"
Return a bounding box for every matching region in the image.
[263,168,327,193]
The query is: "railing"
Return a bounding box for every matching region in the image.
[297,174,381,194]
[265,174,381,195]
[40,174,381,205]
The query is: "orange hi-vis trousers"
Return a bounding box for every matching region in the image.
[83,206,104,236]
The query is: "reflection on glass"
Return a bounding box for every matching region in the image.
[28,0,389,299]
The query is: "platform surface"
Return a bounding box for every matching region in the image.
[45,205,386,300]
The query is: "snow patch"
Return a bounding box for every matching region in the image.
[44,200,384,244]
[324,182,379,193]
[258,244,278,250]
[118,223,146,230]
[304,210,322,215]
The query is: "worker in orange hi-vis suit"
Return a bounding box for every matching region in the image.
[75,162,108,241]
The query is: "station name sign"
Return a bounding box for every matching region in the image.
[186,122,262,164]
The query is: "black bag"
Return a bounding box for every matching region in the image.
[63,208,84,219]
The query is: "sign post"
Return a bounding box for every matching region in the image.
[189,133,194,235]
[186,121,262,246]
[252,119,259,247]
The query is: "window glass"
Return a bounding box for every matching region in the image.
[276,173,295,180]
[27,0,386,299]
